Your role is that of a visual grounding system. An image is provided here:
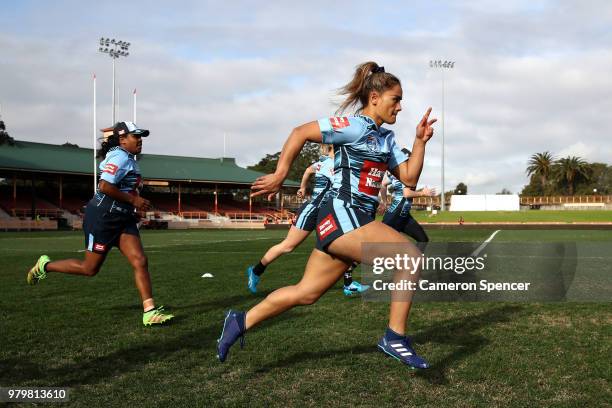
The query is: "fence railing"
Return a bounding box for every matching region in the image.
[180,211,210,219]
[10,208,65,218]
[519,195,612,205]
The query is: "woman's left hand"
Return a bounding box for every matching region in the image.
[416,107,437,143]
[251,173,284,199]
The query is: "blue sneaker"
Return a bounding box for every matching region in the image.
[377,334,430,369]
[217,310,246,362]
[343,281,370,296]
[247,266,260,294]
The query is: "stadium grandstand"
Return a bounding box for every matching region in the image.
[0,140,300,231]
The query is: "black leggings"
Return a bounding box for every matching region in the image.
[402,213,429,243]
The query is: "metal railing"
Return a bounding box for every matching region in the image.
[519,195,612,205]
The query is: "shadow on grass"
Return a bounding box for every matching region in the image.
[250,304,526,383]
[413,304,526,384]
[102,290,274,313]
[0,304,300,387]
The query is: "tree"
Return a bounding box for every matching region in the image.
[0,121,15,146]
[526,152,554,194]
[521,174,543,196]
[453,182,467,195]
[61,142,79,148]
[497,188,512,195]
[247,142,321,187]
[575,163,611,195]
[553,156,590,195]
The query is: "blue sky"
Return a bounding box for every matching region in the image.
[1,0,611,193]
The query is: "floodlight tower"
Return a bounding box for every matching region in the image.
[429,59,455,211]
[98,38,130,124]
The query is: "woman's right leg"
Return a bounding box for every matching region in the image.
[327,221,421,335]
[328,221,430,369]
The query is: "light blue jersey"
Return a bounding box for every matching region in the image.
[318,115,406,214]
[386,172,413,215]
[96,146,143,211]
[311,155,334,202]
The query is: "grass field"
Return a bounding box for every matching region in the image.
[409,210,612,223]
[1,228,610,407]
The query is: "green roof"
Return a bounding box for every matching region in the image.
[0,141,299,187]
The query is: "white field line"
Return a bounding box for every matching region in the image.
[471,230,501,257]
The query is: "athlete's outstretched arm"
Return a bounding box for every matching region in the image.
[251,122,322,197]
[391,107,436,187]
[297,165,315,199]
[402,186,436,199]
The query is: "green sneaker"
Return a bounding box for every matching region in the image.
[143,306,174,326]
[27,255,50,285]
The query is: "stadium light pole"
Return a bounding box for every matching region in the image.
[98,38,130,124]
[429,59,455,211]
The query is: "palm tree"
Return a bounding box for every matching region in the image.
[526,152,554,193]
[554,156,590,195]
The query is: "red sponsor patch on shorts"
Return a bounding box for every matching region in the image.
[317,214,338,240]
[358,160,387,196]
[94,243,106,252]
[103,163,118,175]
[330,117,350,130]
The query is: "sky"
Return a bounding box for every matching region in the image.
[1,0,611,193]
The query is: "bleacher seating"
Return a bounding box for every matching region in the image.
[0,195,64,218]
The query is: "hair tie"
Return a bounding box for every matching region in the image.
[372,66,385,73]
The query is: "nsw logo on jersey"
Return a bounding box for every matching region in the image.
[366,135,381,153]
[317,214,338,240]
[358,160,387,196]
[330,117,350,131]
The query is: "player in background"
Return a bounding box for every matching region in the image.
[26,122,174,326]
[246,145,369,295]
[218,62,436,369]
[342,150,435,293]
[380,152,436,246]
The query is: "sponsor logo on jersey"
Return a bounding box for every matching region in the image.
[317,214,338,240]
[103,163,118,175]
[94,243,106,252]
[366,135,380,153]
[358,160,388,196]
[330,117,350,131]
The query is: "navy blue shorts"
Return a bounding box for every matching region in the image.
[383,201,428,243]
[293,201,319,232]
[382,198,410,232]
[83,200,139,254]
[315,198,375,252]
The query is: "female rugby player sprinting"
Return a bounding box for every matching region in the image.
[246,144,369,296]
[217,62,436,369]
[27,121,174,326]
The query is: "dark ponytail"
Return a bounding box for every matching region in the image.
[98,128,121,158]
[336,61,401,115]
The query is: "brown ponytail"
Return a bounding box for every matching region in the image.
[336,61,401,115]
